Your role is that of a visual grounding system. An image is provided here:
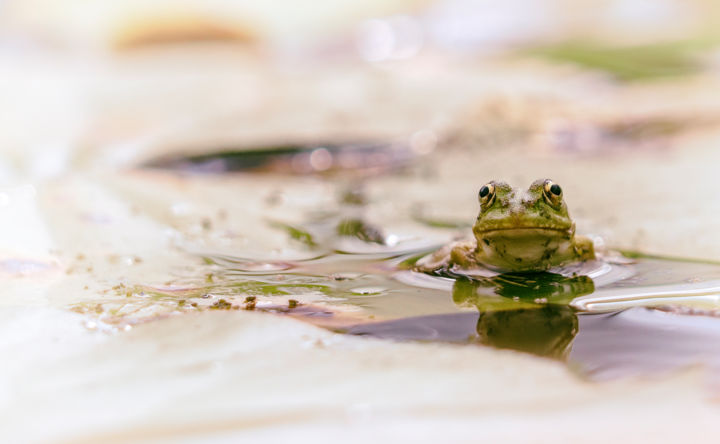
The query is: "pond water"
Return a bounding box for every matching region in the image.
[250,253,720,379]
[116,243,720,383]
[114,143,720,382]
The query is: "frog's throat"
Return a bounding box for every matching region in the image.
[477,227,572,237]
[474,228,577,271]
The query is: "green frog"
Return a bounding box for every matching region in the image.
[415,179,595,273]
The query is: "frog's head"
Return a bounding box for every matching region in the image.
[472,179,576,270]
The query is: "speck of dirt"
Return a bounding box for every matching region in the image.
[210,299,233,310]
[244,296,257,310]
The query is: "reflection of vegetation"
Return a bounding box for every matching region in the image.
[453,272,595,311]
[453,272,594,359]
[339,187,368,206]
[410,205,470,229]
[268,221,317,248]
[336,218,385,244]
[527,40,715,81]
[270,216,389,247]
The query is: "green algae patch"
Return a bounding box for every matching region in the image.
[526,40,714,81]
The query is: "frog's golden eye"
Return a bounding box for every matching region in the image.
[478,182,496,207]
[543,179,563,205]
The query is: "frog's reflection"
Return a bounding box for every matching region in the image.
[453,273,594,359]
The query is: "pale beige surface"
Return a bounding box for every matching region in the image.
[1,0,426,48]
[1,309,717,444]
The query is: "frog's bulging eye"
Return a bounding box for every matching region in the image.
[543,180,563,205]
[479,182,496,207]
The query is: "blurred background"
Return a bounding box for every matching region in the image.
[2,0,720,257]
[2,0,720,166]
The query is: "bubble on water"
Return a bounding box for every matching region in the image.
[231,261,294,273]
[385,234,399,247]
[309,148,333,171]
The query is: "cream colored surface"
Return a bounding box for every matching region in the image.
[0,309,716,443]
[1,0,426,48]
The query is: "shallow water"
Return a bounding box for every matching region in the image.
[131,145,720,381]
[170,247,720,381]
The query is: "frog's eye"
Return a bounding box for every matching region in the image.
[478,183,496,207]
[543,180,563,206]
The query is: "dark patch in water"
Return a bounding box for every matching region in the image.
[571,308,720,380]
[477,305,577,359]
[144,141,416,175]
[347,307,720,380]
[342,261,720,380]
[348,312,480,342]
